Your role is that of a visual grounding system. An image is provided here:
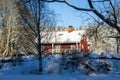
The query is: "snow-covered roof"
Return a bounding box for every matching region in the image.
[41,30,86,44]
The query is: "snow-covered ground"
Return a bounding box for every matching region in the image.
[0,52,120,80]
[0,74,120,80]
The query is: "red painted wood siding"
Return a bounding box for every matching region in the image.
[60,44,71,49]
[44,44,52,50]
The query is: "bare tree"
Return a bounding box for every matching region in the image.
[16,0,42,73]
[0,0,19,57]
[16,0,56,73]
[41,0,120,33]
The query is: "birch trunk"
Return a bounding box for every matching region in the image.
[3,8,15,57]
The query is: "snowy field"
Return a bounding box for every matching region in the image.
[0,52,120,80]
[0,74,120,80]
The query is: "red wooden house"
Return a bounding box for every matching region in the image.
[40,27,90,54]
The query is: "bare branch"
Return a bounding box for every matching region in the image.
[41,0,96,11]
[40,0,64,2]
[88,0,120,33]
[92,0,109,2]
[41,0,120,33]
[109,0,117,23]
[64,0,95,11]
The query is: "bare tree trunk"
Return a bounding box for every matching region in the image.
[116,32,120,53]
[116,38,119,53]
[3,25,11,57]
[2,6,16,57]
[37,25,42,73]
[37,0,42,73]
[3,10,13,57]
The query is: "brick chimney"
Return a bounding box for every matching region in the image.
[68,26,74,32]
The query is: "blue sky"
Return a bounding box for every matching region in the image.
[48,0,92,29]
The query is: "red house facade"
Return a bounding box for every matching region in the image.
[40,28,90,54]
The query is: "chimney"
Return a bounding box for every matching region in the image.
[68,26,74,32]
